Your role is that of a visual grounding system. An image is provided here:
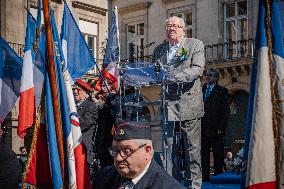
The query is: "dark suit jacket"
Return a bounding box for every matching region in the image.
[202,84,230,137]
[77,98,98,163]
[93,160,186,189]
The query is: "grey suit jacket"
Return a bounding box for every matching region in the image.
[153,38,205,121]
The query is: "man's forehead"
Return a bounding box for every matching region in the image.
[167,18,180,24]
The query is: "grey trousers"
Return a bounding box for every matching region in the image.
[163,119,202,189]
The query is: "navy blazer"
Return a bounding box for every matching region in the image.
[202,83,230,137]
[93,160,186,189]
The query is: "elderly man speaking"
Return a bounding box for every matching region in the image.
[153,16,205,189]
[93,119,185,189]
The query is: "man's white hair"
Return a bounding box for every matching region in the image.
[132,139,154,155]
[165,16,186,29]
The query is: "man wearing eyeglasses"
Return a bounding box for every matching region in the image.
[153,16,205,188]
[201,68,230,182]
[92,119,185,189]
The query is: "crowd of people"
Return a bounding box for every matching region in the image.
[0,16,237,189]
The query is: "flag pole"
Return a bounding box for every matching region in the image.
[42,0,65,185]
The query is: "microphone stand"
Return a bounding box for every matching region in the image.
[154,57,170,172]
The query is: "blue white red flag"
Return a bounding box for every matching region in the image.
[51,10,91,189]
[0,37,22,123]
[61,4,96,82]
[96,6,120,91]
[243,0,284,189]
[18,7,46,138]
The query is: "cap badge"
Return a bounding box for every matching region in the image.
[119,129,125,135]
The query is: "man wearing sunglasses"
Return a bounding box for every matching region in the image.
[93,119,185,189]
[201,68,230,181]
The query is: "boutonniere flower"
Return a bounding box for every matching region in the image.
[175,47,189,61]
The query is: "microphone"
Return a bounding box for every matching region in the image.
[137,42,155,54]
[154,59,161,77]
[145,41,155,48]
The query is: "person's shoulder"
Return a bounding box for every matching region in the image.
[154,41,168,51]
[92,166,119,186]
[150,161,186,189]
[216,84,228,93]
[185,38,204,50]
[83,98,98,109]
[187,37,203,44]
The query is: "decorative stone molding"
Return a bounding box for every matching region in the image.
[72,1,108,16]
[205,59,252,92]
[118,2,151,15]
[162,0,186,4]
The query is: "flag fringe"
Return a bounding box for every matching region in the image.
[22,104,42,188]
[22,183,38,189]
[265,0,280,187]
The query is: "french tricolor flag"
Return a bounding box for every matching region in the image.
[61,4,96,83]
[18,13,36,138]
[96,6,120,91]
[58,5,92,188]
[244,0,284,188]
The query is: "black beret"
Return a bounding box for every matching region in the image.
[114,119,152,141]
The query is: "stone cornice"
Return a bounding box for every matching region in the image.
[205,58,253,69]
[118,2,151,14]
[162,0,185,4]
[72,1,108,16]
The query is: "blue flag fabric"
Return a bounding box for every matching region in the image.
[103,7,120,69]
[61,4,96,81]
[280,1,284,36]
[0,37,23,121]
[45,70,63,189]
[25,12,46,107]
[51,10,72,141]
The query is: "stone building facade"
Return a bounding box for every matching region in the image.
[0,0,110,152]
[1,0,260,153]
[112,0,258,153]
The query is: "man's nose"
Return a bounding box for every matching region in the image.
[114,152,124,161]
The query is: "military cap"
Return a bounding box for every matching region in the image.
[114,119,152,141]
[74,79,94,93]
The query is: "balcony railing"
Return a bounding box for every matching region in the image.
[8,42,25,58]
[205,39,255,63]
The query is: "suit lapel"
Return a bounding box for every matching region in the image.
[160,42,169,65]
[77,99,88,114]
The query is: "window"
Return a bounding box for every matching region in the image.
[30,7,44,25]
[79,20,98,58]
[126,22,144,62]
[224,0,248,58]
[171,11,192,38]
[79,20,98,73]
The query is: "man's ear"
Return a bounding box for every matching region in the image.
[145,145,153,154]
